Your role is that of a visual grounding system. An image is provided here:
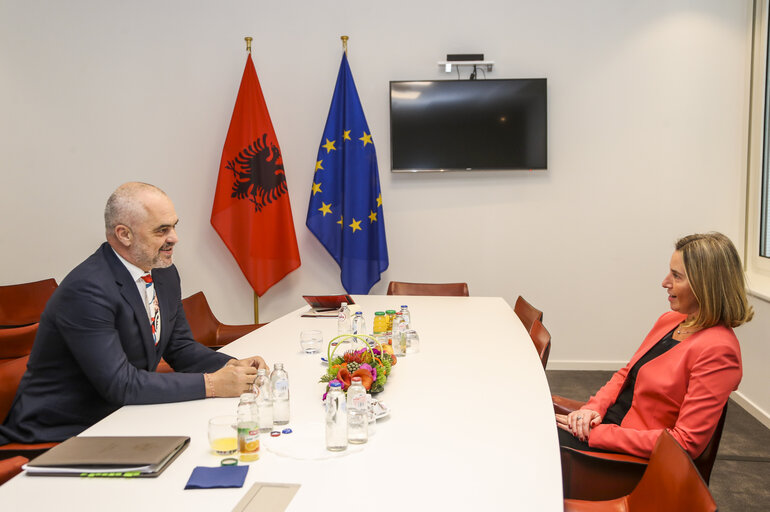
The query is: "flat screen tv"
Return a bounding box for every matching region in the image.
[389,78,547,172]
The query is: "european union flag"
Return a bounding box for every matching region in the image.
[306,53,388,294]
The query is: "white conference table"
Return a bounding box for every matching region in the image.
[0,295,562,511]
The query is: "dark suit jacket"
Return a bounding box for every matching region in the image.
[0,243,232,443]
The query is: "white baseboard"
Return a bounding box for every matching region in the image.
[547,360,770,429]
[730,390,770,429]
[546,360,625,371]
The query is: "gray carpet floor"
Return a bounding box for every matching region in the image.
[546,370,770,511]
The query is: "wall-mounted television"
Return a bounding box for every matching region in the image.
[389,78,547,172]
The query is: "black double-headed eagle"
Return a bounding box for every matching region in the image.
[227,133,288,212]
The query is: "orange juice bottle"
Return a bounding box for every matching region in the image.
[372,311,387,335]
[237,393,260,462]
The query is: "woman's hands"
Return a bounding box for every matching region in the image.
[556,408,602,442]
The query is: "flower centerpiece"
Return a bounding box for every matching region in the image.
[320,334,397,397]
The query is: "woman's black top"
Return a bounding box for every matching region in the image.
[602,327,680,426]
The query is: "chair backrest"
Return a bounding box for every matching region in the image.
[514,295,543,333]
[628,431,717,512]
[0,279,58,328]
[0,324,39,360]
[181,292,220,347]
[693,401,728,484]
[0,356,29,423]
[529,319,551,369]
[386,281,469,296]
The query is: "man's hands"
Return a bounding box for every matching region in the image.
[226,356,268,371]
[206,356,268,397]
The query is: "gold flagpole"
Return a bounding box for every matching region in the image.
[244,36,259,323]
[341,35,348,55]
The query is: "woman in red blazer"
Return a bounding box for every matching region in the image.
[556,232,753,459]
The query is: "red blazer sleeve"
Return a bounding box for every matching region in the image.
[584,314,742,458]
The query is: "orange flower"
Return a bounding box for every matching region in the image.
[351,368,374,390]
[336,368,352,389]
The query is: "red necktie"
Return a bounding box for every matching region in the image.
[140,274,160,345]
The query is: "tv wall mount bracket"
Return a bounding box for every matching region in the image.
[438,53,494,78]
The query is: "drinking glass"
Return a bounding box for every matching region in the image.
[208,415,237,455]
[300,330,323,354]
[405,330,420,354]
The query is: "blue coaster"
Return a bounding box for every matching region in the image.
[184,465,248,489]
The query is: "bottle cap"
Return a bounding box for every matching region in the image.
[386,310,396,314]
[375,311,385,316]
[270,431,281,437]
[341,302,348,306]
[355,311,363,316]
[329,381,342,388]
[351,376,362,383]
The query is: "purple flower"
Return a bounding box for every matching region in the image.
[360,363,376,381]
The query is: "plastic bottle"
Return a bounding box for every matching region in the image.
[337,302,352,336]
[372,311,387,334]
[253,368,274,433]
[270,363,290,425]
[386,309,397,346]
[237,393,260,462]
[346,376,368,444]
[385,310,396,334]
[399,305,411,329]
[325,381,347,452]
[392,311,407,357]
[351,311,367,336]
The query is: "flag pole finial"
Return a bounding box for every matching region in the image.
[341,35,349,55]
[245,36,253,54]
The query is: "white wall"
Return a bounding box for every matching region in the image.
[2,1,764,417]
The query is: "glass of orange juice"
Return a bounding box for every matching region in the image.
[208,415,237,456]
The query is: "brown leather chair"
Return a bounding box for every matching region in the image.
[0,278,58,328]
[555,395,728,500]
[513,295,543,333]
[182,291,265,348]
[155,292,266,374]
[529,319,551,369]
[0,356,57,459]
[0,323,38,364]
[386,281,469,296]
[563,431,717,512]
[0,455,28,485]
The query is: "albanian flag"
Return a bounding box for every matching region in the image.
[211,54,301,296]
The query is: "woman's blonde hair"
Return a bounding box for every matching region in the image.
[676,232,753,329]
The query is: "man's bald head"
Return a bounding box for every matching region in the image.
[104,182,169,234]
[105,182,179,271]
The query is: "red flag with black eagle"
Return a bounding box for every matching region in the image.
[211,54,301,296]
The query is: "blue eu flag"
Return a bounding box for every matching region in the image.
[306,53,388,294]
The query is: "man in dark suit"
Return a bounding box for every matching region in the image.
[0,182,267,444]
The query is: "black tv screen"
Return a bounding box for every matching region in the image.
[389,79,547,172]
